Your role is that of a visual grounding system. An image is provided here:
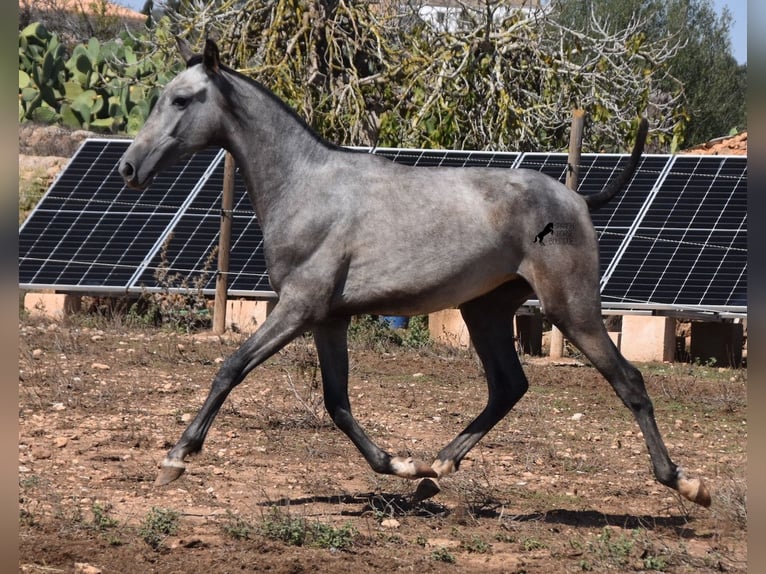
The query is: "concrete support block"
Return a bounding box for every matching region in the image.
[24,292,81,320]
[607,331,622,350]
[515,314,543,355]
[621,315,676,362]
[428,309,470,349]
[428,310,543,354]
[689,321,744,367]
[224,299,274,334]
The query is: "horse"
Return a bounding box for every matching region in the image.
[119,39,710,507]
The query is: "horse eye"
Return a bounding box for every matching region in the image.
[172,96,190,109]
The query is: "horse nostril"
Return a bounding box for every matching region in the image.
[120,161,135,181]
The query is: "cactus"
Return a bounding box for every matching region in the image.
[19,19,182,133]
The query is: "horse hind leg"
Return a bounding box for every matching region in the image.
[549,305,711,507]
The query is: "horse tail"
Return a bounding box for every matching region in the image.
[583,118,649,210]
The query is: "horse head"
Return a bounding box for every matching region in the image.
[120,39,227,189]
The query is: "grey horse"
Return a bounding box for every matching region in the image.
[119,39,710,507]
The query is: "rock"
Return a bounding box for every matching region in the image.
[31,447,52,460]
[380,518,400,529]
[570,413,584,421]
[54,437,68,448]
[91,363,110,370]
[31,349,43,358]
[74,563,102,574]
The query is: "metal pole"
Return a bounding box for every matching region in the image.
[550,110,585,358]
[213,152,235,334]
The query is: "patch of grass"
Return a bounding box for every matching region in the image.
[19,167,51,224]
[221,511,254,540]
[522,537,547,551]
[430,546,457,563]
[461,534,491,554]
[90,502,118,530]
[583,527,669,571]
[139,506,180,550]
[259,507,357,551]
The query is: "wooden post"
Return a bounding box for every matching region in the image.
[213,152,235,334]
[550,110,585,358]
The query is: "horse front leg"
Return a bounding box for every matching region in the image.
[313,318,437,479]
[155,301,310,485]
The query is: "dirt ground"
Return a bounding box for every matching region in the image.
[18,314,746,573]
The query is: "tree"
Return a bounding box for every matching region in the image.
[550,0,746,147]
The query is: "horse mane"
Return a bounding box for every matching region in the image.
[210,60,351,154]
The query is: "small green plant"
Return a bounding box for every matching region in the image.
[430,546,457,563]
[260,507,357,550]
[139,506,180,549]
[133,236,216,333]
[401,315,430,349]
[222,511,254,540]
[522,537,546,551]
[462,534,491,554]
[91,501,118,530]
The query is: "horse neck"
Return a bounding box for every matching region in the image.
[218,74,334,222]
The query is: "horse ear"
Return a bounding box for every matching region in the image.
[176,37,195,64]
[203,38,221,76]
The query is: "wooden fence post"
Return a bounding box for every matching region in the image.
[213,152,235,334]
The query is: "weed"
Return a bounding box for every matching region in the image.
[522,537,546,551]
[222,510,254,540]
[139,506,180,550]
[401,315,431,349]
[462,534,491,554]
[585,527,669,570]
[714,477,747,529]
[430,546,457,563]
[259,507,357,551]
[348,314,403,351]
[130,235,216,333]
[90,502,118,530]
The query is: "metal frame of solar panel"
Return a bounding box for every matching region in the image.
[19,139,746,318]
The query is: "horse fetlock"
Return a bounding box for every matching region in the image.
[389,456,438,479]
[155,457,187,486]
[676,469,712,507]
[431,458,456,478]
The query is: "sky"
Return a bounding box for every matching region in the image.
[116,0,747,65]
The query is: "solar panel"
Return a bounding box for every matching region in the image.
[20,140,221,292]
[600,155,747,312]
[134,161,272,295]
[515,153,672,278]
[19,139,747,317]
[370,147,519,169]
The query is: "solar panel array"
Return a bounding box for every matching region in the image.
[19,139,747,316]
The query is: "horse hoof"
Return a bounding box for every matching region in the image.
[155,460,186,486]
[414,477,441,501]
[678,476,712,507]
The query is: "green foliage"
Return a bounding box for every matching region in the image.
[90,502,119,530]
[19,19,182,134]
[259,507,357,550]
[139,506,180,549]
[430,546,457,563]
[128,236,215,333]
[221,511,254,540]
[165,0,686,152]
[551,0,746,147]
